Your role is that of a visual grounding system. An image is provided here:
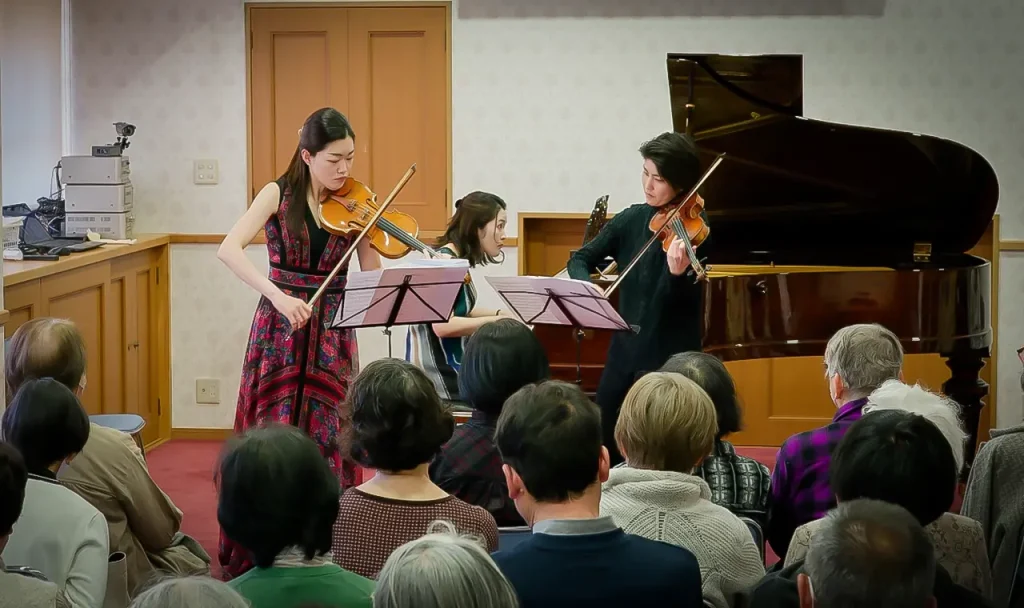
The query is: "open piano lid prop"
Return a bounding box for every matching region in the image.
[667,54,999,267]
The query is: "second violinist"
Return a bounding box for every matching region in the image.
[567,131,710,465]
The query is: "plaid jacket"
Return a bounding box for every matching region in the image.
[429,411,525,527]
[765,398,867,558]
[695,439,771,530]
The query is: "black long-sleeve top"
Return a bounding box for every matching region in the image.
[567,203,707,374]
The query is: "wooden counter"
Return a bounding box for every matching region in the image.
[3,234,171,446]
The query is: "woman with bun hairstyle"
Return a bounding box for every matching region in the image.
[405,192,516,408]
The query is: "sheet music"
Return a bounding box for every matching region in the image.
[332,260,469,329]
[484,275,629,331]
[390,257,470,269]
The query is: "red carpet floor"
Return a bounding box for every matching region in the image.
[146,440,785,576]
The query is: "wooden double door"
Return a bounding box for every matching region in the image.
[248,5,450,233]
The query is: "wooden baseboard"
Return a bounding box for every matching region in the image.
[144,437,170,452]
[170,428,235,441]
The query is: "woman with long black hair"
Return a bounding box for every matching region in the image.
[216,107,381,579]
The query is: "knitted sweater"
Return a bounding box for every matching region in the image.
[600,467,765,608]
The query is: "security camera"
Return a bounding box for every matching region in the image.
[114,122,136,137]
[91,122,137,156]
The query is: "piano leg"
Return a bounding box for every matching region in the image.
[942,348,989,481]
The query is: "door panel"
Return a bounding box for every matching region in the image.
[347,7,449,231]
[249,8,350,196]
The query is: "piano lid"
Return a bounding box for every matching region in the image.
[667,54,999,266]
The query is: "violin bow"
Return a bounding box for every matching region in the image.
[307,163,417,309]
[605,153,725,297]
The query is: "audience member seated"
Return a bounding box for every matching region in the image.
[1,378,110,608]
[128,575,248,608]
[218,423,374,607]
[862,379,969,473]
[0,441,71,608]
[430,319,549,526]
[762,410,990,606]
[784,390,990,596]
[6,318,209,595]
[601,372,765,608]
[491,380,704,608]
[754,499,942,608]
[374,520,518,608]
[962,419,1024,607]
[333,359,499,579]
[767,322,903,559]
[658,351,771,529]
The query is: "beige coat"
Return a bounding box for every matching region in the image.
[785,511,992,598]
[58,424,208,596]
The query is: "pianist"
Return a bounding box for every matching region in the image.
[568,131,709,465]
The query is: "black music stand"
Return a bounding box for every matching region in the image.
[330,262,469,358]
[485,276,631,386]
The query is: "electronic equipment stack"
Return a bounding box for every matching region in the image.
[60,122,136,239]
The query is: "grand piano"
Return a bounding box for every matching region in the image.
[535,53,998,473]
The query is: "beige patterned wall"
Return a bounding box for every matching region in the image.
[70,0,1024,429]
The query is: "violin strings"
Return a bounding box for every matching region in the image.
[669,216,700,265]
[375,216,430,252]
[345,199,435,254]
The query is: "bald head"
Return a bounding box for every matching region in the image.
[6,318,87,400]
[800,499,936,608]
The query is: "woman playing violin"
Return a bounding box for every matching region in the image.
[567,131,708,466]
[216,107,380,579]
[406,191,517,408]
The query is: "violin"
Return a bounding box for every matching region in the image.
[319,173,438,260]
[606,153,725,297]
[648,191,710,276]
[307,163,421,308]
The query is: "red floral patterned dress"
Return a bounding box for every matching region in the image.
[218,178,359,579]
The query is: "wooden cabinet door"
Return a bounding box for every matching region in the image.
[110,250,161,445]
[39,264,111,415]
[249,7,350,198]
[4,281,42,336]
[346,7,449,232]
[133,251,160,446]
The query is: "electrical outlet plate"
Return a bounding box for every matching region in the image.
[196,378,221,404]
[193,159,219,185]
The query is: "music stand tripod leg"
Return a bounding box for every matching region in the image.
[544,288,586,388]
[574,327,583,387]
[383,275,414,359]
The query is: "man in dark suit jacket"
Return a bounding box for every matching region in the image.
[490,380,704,608]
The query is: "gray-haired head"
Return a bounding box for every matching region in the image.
[824,324,903,400]
[864,379,967,474]
[803,498,936,608]
[129,576,249,608]
[373,520,519,608]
